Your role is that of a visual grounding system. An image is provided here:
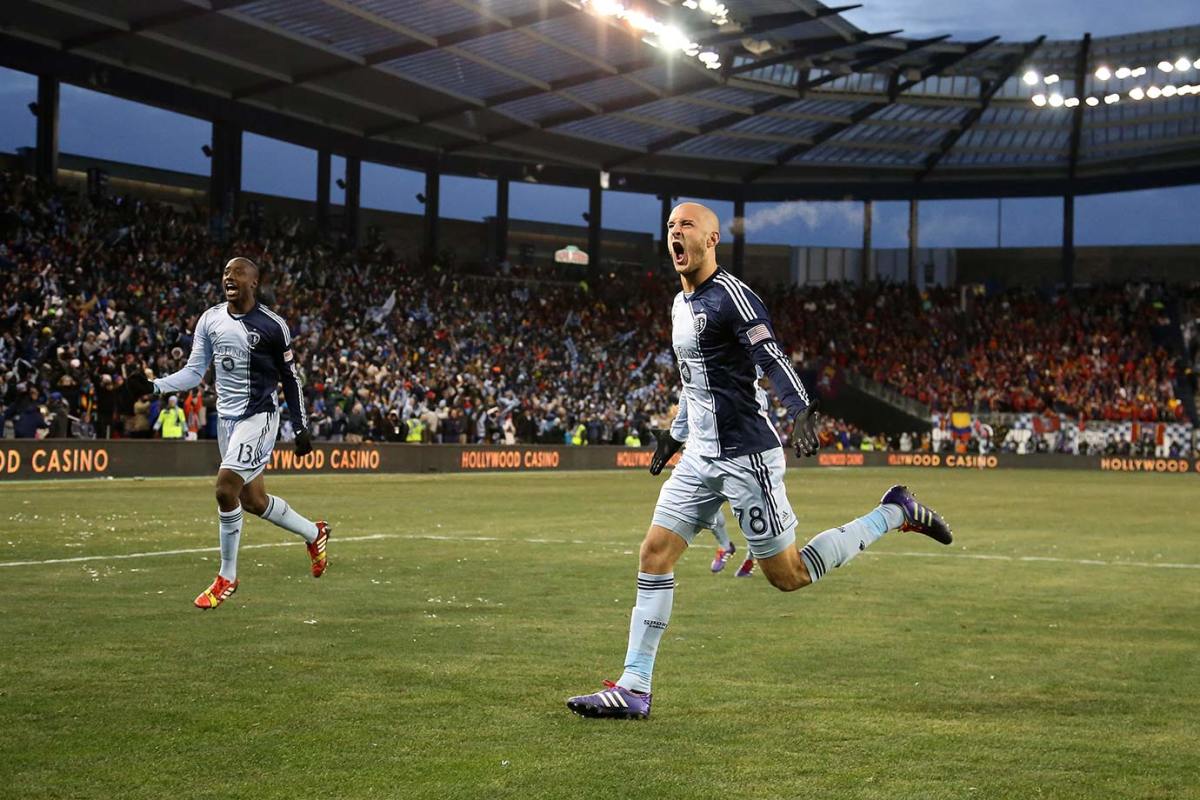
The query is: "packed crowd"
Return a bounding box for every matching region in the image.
[1,171,1193,447]
[777,282,1189,422]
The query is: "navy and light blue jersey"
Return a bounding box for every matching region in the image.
[669,268,810,459]
[154,302,308,433]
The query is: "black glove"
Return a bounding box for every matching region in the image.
[127,372,156,397]
[294,429,313,457]
[649,430,685,476]
[792,403,820,458]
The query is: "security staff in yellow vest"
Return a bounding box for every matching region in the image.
[624,431,642,447]
[155,395,187,439]
[406,416,425,443]
[571,423,587,446]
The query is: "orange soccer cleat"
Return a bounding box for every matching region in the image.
[308,521,331,578]
[194,574,238,609]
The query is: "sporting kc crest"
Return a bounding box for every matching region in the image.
[247,330,261,348]
[693,314,707,335]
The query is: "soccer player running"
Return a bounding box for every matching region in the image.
[566,203,952,719]
[131,257,330,609]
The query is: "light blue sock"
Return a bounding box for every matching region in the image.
[218,504,243,581]
[710,515,732,550]
[799,505,903,582]
[616,572,674,694]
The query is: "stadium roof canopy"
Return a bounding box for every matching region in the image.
[3,0,1200,200]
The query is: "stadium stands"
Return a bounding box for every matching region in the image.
[0,171,1194,456]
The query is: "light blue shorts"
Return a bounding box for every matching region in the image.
[651,447,797,559]
[217,410,279,483]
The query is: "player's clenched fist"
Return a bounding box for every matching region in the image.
[792,403,820,458]
[649,430,684,475]
[294,429,313,457]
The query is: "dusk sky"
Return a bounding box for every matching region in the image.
[1,1,1198,249]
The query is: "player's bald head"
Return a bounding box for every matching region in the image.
[669,202,720,235]
[225,256,259,278]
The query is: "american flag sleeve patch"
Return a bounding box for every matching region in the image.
[746,323,771,346]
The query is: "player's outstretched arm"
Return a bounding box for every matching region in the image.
[153,310,213,395]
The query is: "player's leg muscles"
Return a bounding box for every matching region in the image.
[215,467,245,512]
[639,524,689,574]
[757,547,812,592]
[238,474,269,516]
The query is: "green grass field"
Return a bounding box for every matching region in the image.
[2,467,1198,800]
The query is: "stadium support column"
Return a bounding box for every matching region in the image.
[316,149,330,235]
[34,75,59,185]
[907,198,919,286]
[861,199,874,285]
[209,121,242,238]
[424,166,440,265]
[588,178,602,270]
[344,155,361,247]
[495,177,509,265]
[732,193,746,277]
[1062,194,1075,289]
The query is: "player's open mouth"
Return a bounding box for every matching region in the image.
[671,240,688,267]
[224,281,239,297]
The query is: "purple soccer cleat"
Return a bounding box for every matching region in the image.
[566,681,652,720]
[880,484,953,545]
[735,557,755,578]
[711,542,736,573]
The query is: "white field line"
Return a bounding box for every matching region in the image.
[1,533,1198,571]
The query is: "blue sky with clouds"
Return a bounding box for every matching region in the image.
[1,1,1198,247]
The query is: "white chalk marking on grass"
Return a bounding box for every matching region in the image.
[864,550,1200,570]
[4,533,1199,571]
[0,534,397,568]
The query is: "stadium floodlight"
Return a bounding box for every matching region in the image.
[1094,66,1112,81]
[1031,93,1047,106]
[1175,56,1192,71]
[1161,84,1177,97]
[1131,66,1147,77]
[1194,58,1200,70]
[1022,70,1040,85]
[1146,85,1162,99]
[1064,97,1080,107]
[1044,73,1060,85]
[1115,66,1131,79]
[1157,60,1174,73]
[1128,86,1145,100]
[1085,96,1099,106]
[1104,93,1120,104]
[1048,93,1064,107]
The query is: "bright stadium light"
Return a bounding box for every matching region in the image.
[1085,96,1100,106]
[1032,93,1047,106]
[1105,93,1120,104]
[1132,66,1147,77]
[1146,85,1162,98]
[1161,84,1177,97]
[1175,56,1192,71]
[1129,86,1145,100]
[1049,92,1064,107]
[1158,60,1174,72]
[1115,66,1131,79]
[1022,70,1040,85]
[1064,97,1079,107]
[1044,73,1060,85]
[1094,66,1112,81]
[1194,58,1200,69]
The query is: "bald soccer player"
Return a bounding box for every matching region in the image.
[566,203,953,719]
[134,257,331,609]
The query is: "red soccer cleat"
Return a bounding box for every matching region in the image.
[308,521,331,578]
[735,558,756,578]
[194,574,238,609]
